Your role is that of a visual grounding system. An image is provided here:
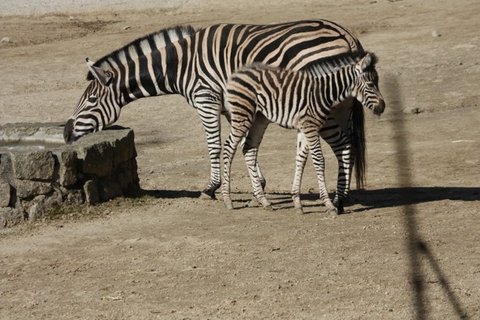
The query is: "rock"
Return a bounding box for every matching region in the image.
[79,142,114,177]
[26,195,46,221]
[84,180,99,205]
[0,37,11,44]
[113,131,136,167]
[408,107,425,114]
[0,154,13,183]
[1,123,139,227]
[431,30,441,37]
[11,151,55,181]
[14,179,52,199]
[65,190,84,205]
[0,207,23,228]
[0,181,11,207]
[99,176,123,201]
[56,149,78,187]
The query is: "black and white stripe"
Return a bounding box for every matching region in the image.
[222,53,385,213]
[64,20,367,200]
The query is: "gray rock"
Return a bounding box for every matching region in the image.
[1,123,139,227]
[26,195,46,221]
[0,181,11,207]
[12,151,55,181]
[0,207,23,228]
[80,142,114,177]
[84,180,99,205]
[65,190,84,205]
[15,179,52,199]
[56,149,78,187]
[113,130,137,167]
[99,176,123,201]
[0,154,13,183]
[43,189,63,209]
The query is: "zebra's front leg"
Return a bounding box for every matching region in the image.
[320,118,353,214]
[199,108,223,199]
[324,130,353,215]
[330,138,353,214]
[291,131,309,213]
[302,127,338,215]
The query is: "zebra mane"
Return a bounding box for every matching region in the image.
[86,25,196,80]
[306,52,375,77]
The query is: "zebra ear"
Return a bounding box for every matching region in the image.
[86,58,112,86]
[358,53,376,72]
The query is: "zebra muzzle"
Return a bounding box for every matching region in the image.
[373,100,386,115]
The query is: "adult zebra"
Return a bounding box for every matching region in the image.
[64,20,367,207]
[222,53,385,213]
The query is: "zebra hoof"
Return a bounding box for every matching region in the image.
[200,189,217,200]
[295,207,305,215]
[326,207,339,216]
[247,198,260,207]
[337,204,345,215]
[224,200,234,210]
[263,204,274,211]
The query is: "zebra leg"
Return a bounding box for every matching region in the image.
[222,115,256,209]
[301,126,338,215]
[320,126,351,214]
[240,129,267,192]
[222,133,240,210]
[291,131,309,213]
[198,106,223,200]
[319,98,356,214]
[329,132,352,214]
[242,114,272,210]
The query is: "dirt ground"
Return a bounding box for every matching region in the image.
[1,0,479,319]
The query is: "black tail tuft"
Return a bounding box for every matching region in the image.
[351,99,366,189]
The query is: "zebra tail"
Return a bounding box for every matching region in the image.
[351,99,366,190]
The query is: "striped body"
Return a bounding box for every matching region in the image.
[222,53,385,212]
[64,20,366,200]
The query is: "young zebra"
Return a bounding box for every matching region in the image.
[222,52,385,213]
[63,21,369,204]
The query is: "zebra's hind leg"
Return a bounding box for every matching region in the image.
[302,127,338,215]
[243,146,272,210]
[243,113,272,210]
[291,131,309,214]
[222,133,241,210]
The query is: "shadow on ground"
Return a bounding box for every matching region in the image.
[136,186,479,212]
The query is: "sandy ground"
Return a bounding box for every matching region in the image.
[1,0,479,319]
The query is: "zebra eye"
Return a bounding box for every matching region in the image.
[87,96,97,104]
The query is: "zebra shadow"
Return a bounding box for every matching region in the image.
[138,189,201,199]
[134,186,479,213]
[267,186,480,213]
[349,186,480,212]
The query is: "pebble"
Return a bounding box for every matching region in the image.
[0,37,11,44]
[431,30,441,37]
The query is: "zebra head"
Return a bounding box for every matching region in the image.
[64,59,122,143]
[352,53,385,116]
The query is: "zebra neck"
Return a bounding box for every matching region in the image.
[116,43,189,104]
[320,65,355,108]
